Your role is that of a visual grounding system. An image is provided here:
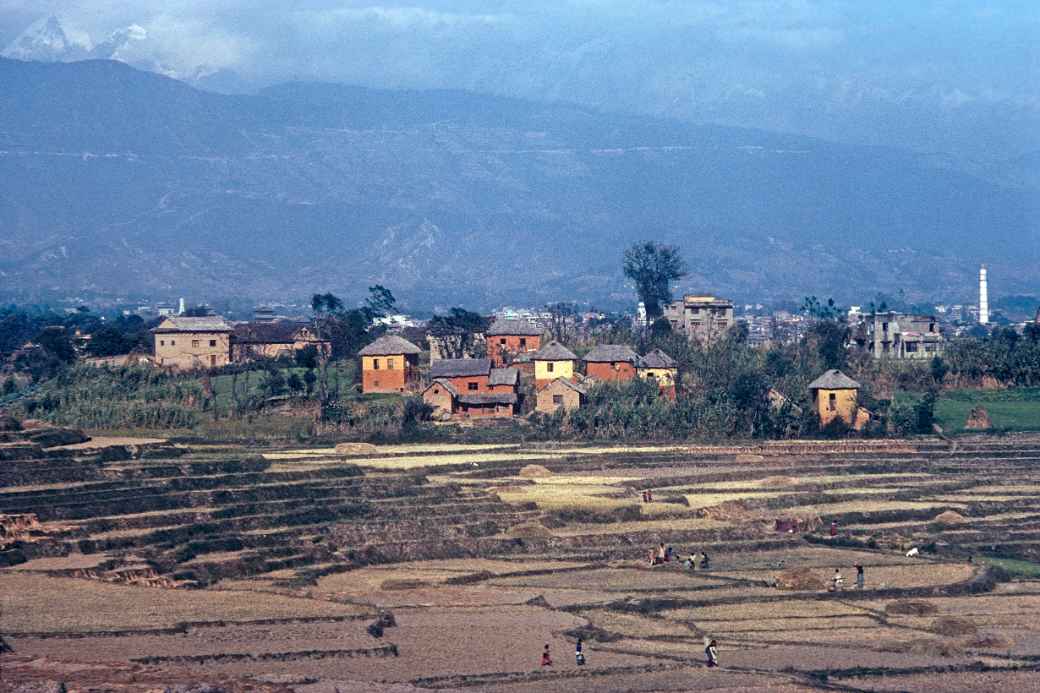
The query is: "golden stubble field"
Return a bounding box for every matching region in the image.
[4,437,1040,692]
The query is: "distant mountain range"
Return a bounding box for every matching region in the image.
[0,57,1036,310]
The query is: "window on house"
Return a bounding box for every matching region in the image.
[499,338,507,345]
[387,359,395,369]
[160,340,165,347]
[828,392,837,411]
[170,339,176,346]
[209,340,217,347]
[192,340,200,348]
[468,382,478,391]
[373,359,380,370]
[547,362,554,372]
[519,338,527,348]
[552,395,563,405]
[906,342,918,352]
[210,355,217,366]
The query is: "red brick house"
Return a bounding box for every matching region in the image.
[424,359,518,418]
[231,321,330,362]
[486,319,543,367]
[358,335,422,394]
[583,344,638,383]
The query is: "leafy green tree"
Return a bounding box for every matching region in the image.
[86,326,136,357]
[428,308,490,359]
[623,241,687,320]
[929,356,948,385]
[364,285,397,319]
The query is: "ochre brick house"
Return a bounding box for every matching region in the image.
[808,369,868,430]
[636,348,679,399]
[583,344,638,383]
[425,359,518,418]
[531,341,578,388]
[152,316,233,370]
[231,322,330,362]
[536,378,587,414]
[358,335,422,394]
[486,319,543,367]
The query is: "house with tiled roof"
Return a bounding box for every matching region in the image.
[536,377,587,414]
[152,316,233,370]
[423,358,519,418]
[583,344,639,383]
[358,335,422,394]
[231,321,330,363]
[486,319,543,367]
[531,341,578,387]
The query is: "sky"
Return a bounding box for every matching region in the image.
[3,1,1039,158]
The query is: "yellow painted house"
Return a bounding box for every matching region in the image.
[635,349,678,387]
[808,369,863,428]
[531,340,578,387]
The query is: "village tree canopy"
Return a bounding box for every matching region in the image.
[623,242,687,320]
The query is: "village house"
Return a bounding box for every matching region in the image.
[231,322,330,363]
[536,378,587,414]
[583,344,639,383]
[851,312,944,360]
[531,341,578,387]
[358,335,422,394]
[663,295,734,344]
[424,358,519,418]
[808,369,868,430]
[636,348,679,398]
[486,319,543,367]
[151,316,233,370]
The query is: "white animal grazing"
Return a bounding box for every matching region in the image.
[906,547,920,557]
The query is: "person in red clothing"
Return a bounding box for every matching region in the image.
[541,643,552,667]
[830,521,838,537]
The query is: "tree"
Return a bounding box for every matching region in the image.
[86,326,136,357]
[428,308,490,360]
[545,302,577,343]
[364,285,396,319]
[623,241,687,320]
[802,296,844,321]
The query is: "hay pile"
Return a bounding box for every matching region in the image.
[775,568,826,591]
[885,600,939,616]
[932,510,968,527]
[506,522,554,539]
[698,500,755,521]
[931,617,978,637]
[518,464,553,479]
[761,475,800,487]
[336,442,379,454]
[735,454,765,463]
[969,633,1014,650]
[883,638,963,657]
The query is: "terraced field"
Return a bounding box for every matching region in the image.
[3,435,1040,691]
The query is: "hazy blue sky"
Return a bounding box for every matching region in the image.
[3,1,1038,156]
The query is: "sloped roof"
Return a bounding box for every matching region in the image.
[807,369,861,390]
[637,348,677,369]
[358,335,422,356]
[584,344,638,363]
[152,316,232,333]
[458,393,517,405]
[423,379,458,396]
[232,321,314,344]
[490,367,519,387]
[487,319,543,337]
[532,340,577,361]
[540,377,587,395]
[430,358,492,378]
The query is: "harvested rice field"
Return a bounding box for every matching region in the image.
[4,435,1040,691]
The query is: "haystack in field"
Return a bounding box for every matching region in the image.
[885,600,938,616]
[964,407,992,430]
[931,617,978,637]
[932,510,968,527]
[519,464,553,478]
[775,568,826,591]
[336,442,379,454]
[507,522,554,538]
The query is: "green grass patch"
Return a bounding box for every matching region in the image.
[934,387,1040,433]
[978,556,1040,579]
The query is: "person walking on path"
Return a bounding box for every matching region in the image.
[541,643,552,667]
[855,564,865,589]
[575,637,586,666]
[705,639,719,667]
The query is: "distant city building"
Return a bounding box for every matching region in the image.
[851,312,944,360]
[152,316,233,370]
[254,306,277,323]
[979,264,990,325]
[663,295,734,344]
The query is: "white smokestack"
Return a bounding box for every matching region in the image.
[178,297,187,316]
[979,265,989,325]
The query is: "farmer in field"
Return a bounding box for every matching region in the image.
[705,639,719,667]
[855,564,865,589]
[685,550,698,570]
[830,521,838,537]
[700,551,710,570]
[575,637,585,666]
[541,643,553,667]
[658,543,667,563]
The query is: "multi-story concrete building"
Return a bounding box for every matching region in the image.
[663,295,734,344]
[852,312,944,360]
